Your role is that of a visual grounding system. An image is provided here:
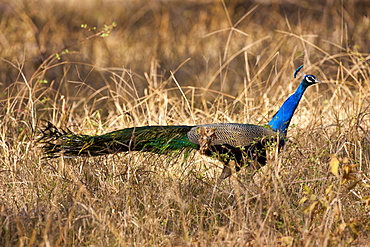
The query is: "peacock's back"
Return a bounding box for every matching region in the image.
[187,123,277,147]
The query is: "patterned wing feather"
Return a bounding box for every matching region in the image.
[187,123,277,147]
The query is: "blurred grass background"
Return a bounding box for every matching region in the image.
[0,0,370,246]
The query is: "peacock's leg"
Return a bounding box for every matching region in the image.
[218,160,235,181]
[218,165,232,181]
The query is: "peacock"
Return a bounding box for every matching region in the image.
[39,66,320,180]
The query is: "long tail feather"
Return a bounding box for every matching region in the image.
[38,122,197,158]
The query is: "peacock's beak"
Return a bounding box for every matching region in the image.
[314,78,322,84]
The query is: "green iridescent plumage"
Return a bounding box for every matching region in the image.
[40,124,198,157]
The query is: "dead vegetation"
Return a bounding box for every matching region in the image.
[0,0,369,246]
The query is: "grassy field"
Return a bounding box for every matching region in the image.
[1,0,370,246]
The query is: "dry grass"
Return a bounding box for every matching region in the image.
[1,0,370,246]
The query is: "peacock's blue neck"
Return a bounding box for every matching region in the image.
[268,82,308,136]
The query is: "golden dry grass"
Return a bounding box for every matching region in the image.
[1,0,370,246]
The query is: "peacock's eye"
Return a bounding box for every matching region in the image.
[305,75,316,83]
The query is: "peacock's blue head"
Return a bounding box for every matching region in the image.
[301,74,321,86]
[294,65,321,87]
